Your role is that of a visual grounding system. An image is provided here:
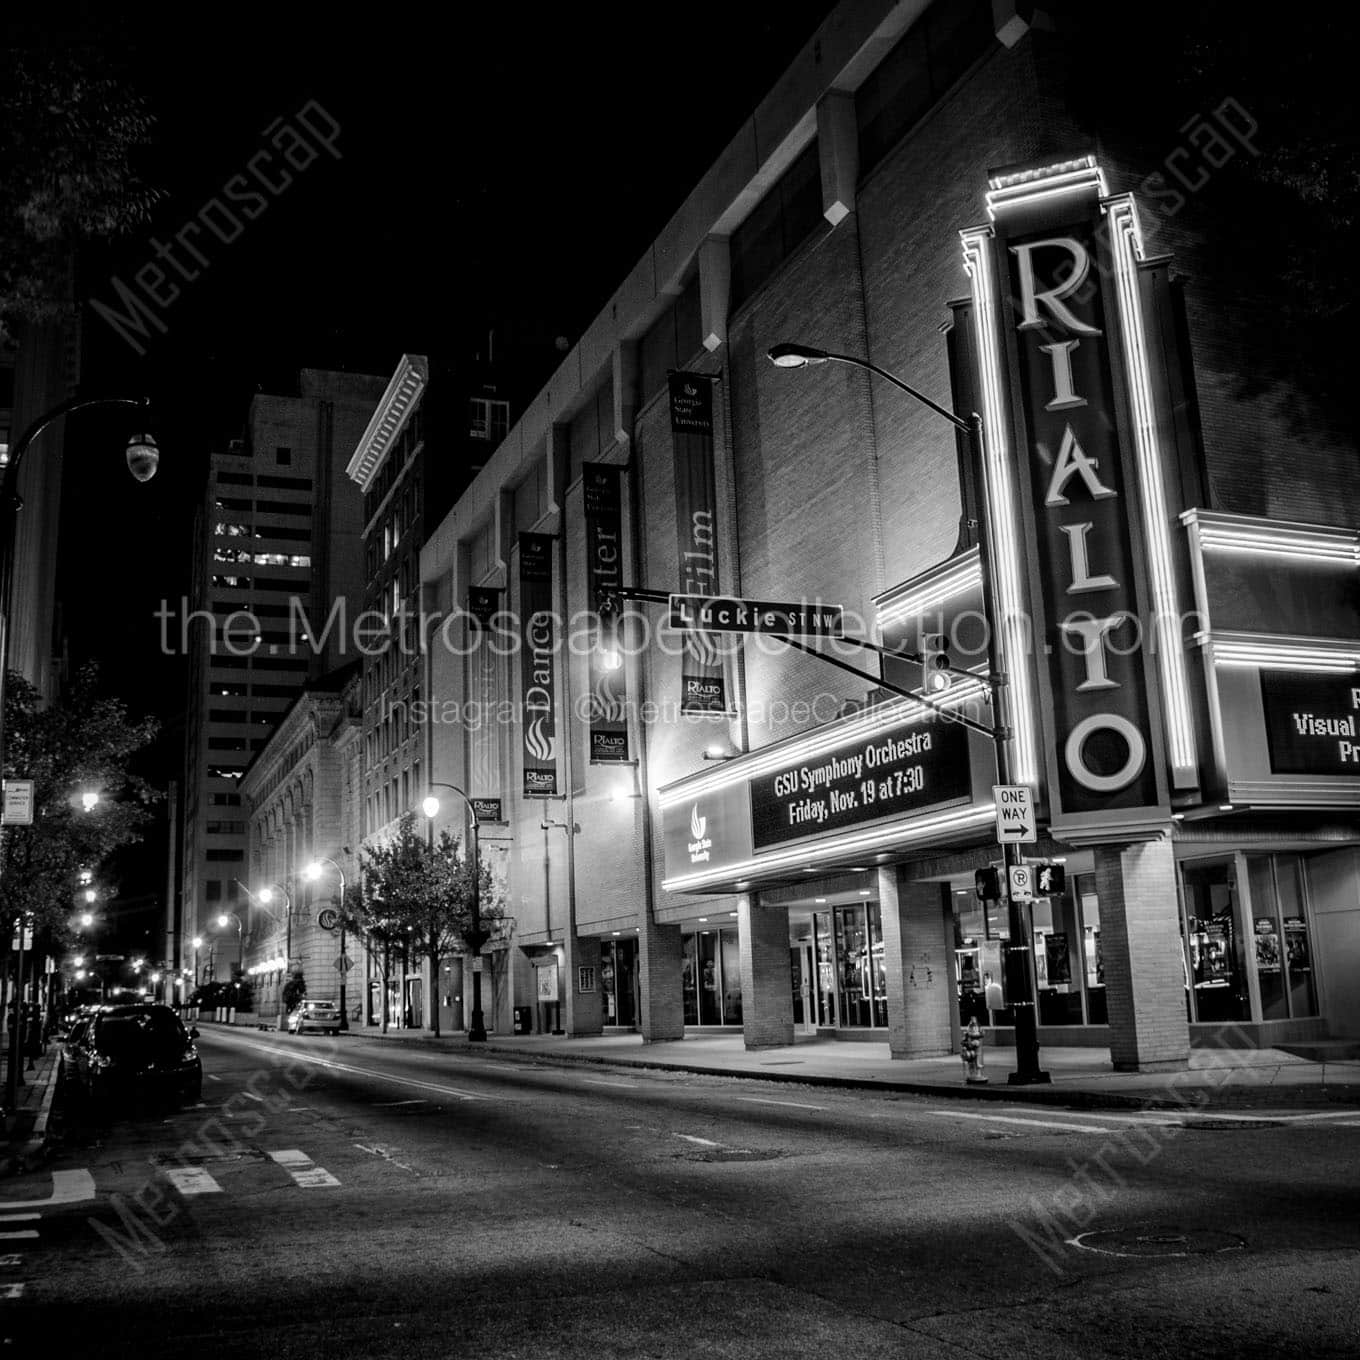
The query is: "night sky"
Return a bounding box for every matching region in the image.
[10,3,837,914]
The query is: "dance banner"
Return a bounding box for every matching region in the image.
[517,533,558,797]
[466,587,502,799]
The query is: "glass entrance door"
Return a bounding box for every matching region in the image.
[1180,860,1250,1022]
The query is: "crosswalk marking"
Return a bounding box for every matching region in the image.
[268,1149,339,1188]
[0,1169,95,1211]
[163,1167,223,1196]
[930,1110,1114,1134]
[0,1256,23,1268]
[0,1284,24,1300]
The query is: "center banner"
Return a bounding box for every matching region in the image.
[467,586,502,799]
[582,463,630,763]
[517,533,559,797]
[669,372,728,714]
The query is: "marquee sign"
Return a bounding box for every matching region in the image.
[1260,670,1360,774]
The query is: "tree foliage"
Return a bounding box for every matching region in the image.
[347,814,506,1034]
[1,664,159,956]
[0,43,159,336]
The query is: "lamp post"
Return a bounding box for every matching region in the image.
[191,936,203,989]
[257,883,293,1031]
[767,341,1047,1084]
[303,857,350,1031]
[216,912,244,974]
[422,783,487,1042]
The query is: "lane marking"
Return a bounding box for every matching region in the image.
[0,1284,24,1300]
[929,1110,1114,1135]
[268,1149,340,1188]
[737,1097,826,1111]
[163,1167,223,1197]
[241,1091,265,1103]
[0,1255,22,1268]
[0,1216,38,1224]
[0,1169,95,1211]
[0,1233,37,1242]
[353,1143,414,1172]
[207,1074,222,1082]
[372,1099,427,1107]
[223,1035,487,1102]
[582,1079,639,1090]
[674,1134,721,1147]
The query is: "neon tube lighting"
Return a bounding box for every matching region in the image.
[1106,197,1197,779]
[662,805,995,893]
[876,558,983,625]
[658,679,991,807]
[961,227,1039,788]
[986,159,1108,219]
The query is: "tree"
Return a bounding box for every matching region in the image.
[350,814,505,1037]
[1,663,159,965]
[0,43,159,338]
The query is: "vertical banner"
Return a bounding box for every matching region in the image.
[517,533,559,797]
[668,372,727,713]
[582,464,630,763]
[466,587,502,798]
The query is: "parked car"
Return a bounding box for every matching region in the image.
[288,999,342,1035]
[68,1003,202,1108]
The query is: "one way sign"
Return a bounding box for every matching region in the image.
[993,784,1036,844]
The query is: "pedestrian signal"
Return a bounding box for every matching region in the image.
[974,866,1002,901]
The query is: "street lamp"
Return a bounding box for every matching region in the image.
[422,783,487,1042]
[767,340,1048,1085]
[303,857,350,1031]
[191,935,203,988]
[216,911,244,974]
[257,883,293,1031]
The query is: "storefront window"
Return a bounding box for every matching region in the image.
[681,933,698,1026]
[1247,854,1318,1020]
[720,927,743,1024]
[1074,875,1107,1025]
[599,939,638,1027]
[813,910,837,1026]
[697,931,721,1024]
[868,903,887,1028]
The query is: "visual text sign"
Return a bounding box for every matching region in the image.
[668,595,844,637]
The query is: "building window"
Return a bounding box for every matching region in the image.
[276,446,292,465]
[205,880,222,902]
[469,397,510,443]
[729,140,824,310]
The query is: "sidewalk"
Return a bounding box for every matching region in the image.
[208,1019,1360,1110]
[0,1042,60,1178]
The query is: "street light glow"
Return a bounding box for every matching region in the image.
[72,955,84,967]
[303,861,323,881]
[257,887,274,905]
[217,914,229,928]
[421,795,440,818]
[767,342,831,368]
[81,790,100,811]
[192,935,203,948]
[80,911,94,926]
[84,888,96,903]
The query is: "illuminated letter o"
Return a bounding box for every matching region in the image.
[1064,714,1147,793]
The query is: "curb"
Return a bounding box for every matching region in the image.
[0,1057,60,1179]
[202,1023,1360,1112]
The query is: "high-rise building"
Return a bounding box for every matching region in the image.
[180,368,385,973]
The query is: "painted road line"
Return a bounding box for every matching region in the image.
[583,1079,640,1090]
[0,1216,38,1224]
[225,1035,487,1102]
[0,1284,24,1300]
[163,1167,223,1197]
[0,1255,22,1268]
[0,1169,95,1212]
[268,1150,340,1188]
[737,1097,827,1111]
[674,1134,721,1147]
[207,1074,222,1081]
[372,1099,427,1107]
[930,1110,1115,1135]
[241,1091,265,1102]
[0,1233,37,1242]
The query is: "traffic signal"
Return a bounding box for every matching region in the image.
[1034,863,1067,897]
[974,866,1002,901]
[921,631,951,693]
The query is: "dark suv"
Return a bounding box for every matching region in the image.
[68,1004,203,1108]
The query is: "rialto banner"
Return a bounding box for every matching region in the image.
[582,464,630,763]
[466,587,502,799]
[668,371,727,713]
[517,534,558,797]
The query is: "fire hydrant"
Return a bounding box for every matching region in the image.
[961,1017,988,1085]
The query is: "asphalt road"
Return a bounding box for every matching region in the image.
[3,1027,1358,1358]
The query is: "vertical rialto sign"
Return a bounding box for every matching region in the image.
[668,372,727,713]
[517,533,558,797]
[467,586,502,798]
[582,463,630,763]
[1000,213,1161,816]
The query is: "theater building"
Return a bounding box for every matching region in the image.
[420,0,1358,1067]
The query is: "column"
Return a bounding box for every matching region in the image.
[563,934,603,1036]
[1095,836,1190,1071]
[881,868,954,1059]
[739,896,793,1049]
[638,916,684,1042]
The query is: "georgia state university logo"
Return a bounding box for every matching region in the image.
[525,717,556,764]
[687,804,712,865]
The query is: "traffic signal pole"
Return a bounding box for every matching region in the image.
[967,414,1048,1085]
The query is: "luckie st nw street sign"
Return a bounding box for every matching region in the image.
[668,594,844,637]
